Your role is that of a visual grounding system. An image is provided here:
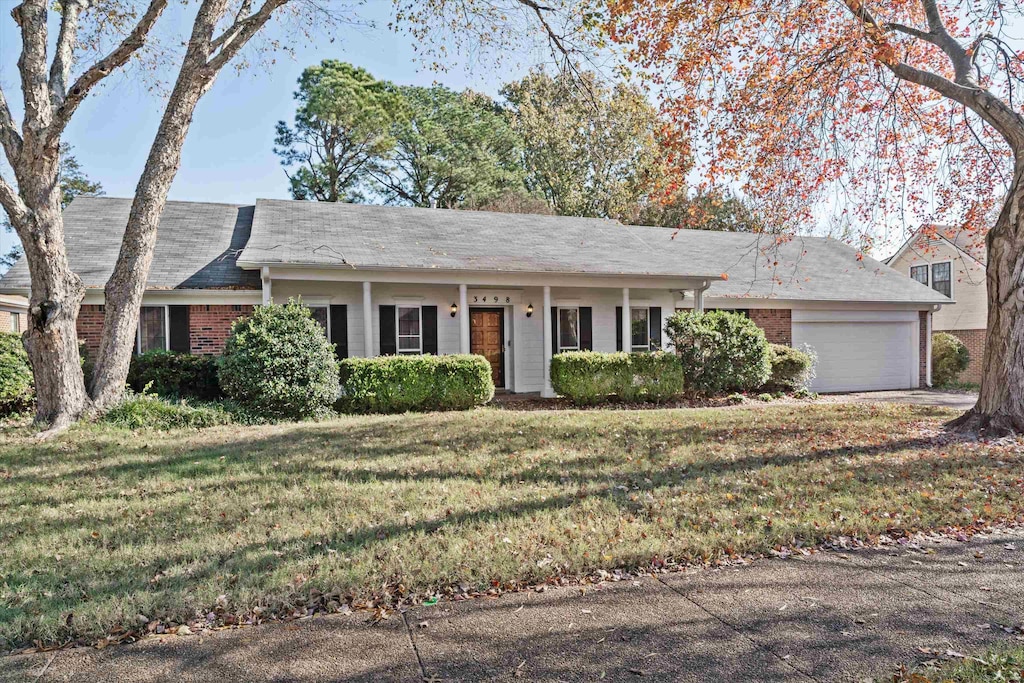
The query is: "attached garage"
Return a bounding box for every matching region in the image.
[791,310,920,392]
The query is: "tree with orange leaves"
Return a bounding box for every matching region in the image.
[604,0,1024,434]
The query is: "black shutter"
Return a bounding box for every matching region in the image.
[168,305,190,353]
[330,305,348,359]
[379,305,396,355]
[615,306,623,352]
[649,307,661,350]
[422,305,438,355]
[550,306,559,356]
[579,307,593,351]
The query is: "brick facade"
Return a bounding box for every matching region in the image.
[0,310,11,333]
[75,303,252,358]
[77,304,106,358]
[919,311,929,387]
[946,328,986,384]
[189,304,252,354]
[748,309,792,345]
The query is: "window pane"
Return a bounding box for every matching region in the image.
[558,308,578,349]
[910,265,929,285]
[10,313,18,334]
[398,336,420,351]
[631,308,649,348]
[932,262,951,297]
[309,306,328,335]
[398,307,420,336]
[139,306,166,353]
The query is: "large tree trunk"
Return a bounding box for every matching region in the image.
[949,166,1024,435]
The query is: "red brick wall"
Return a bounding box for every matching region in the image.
[749,309,792,345]
[189,304,252,355]
[77,304,105,357]
[946,328,986,384]
[919,311,929,387]
[0,310,12,333]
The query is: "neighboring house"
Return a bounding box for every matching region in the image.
[0,197,948,395]
[0,294,28,334]
[886,226,987,383]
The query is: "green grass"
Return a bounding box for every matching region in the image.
[893,642,1024,681]
[1,403,1022,650]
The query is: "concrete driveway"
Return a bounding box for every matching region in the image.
[836,389,978,411]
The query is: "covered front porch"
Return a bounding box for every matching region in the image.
[259,267,713,397]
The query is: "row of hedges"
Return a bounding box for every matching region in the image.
[339,355,495,413]
[549,351,684,405]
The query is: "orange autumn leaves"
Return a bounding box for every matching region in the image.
[602,0,1010,242]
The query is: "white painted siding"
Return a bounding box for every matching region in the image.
[888,238,986,331]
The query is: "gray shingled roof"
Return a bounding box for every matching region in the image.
[0,197,948,305]
[0,197,260,291]
[240,199,948,304]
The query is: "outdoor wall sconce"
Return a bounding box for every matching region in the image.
[450,302,458,317]
[526,303,534,318]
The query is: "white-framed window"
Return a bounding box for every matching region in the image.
[557,307,579,352]
[9,312,19,334]
[397,305,422,354]
[910,264,929,286]
[137,305,168,354]
[931,261,952,298]
[307,305,330,338]
[630,307,650,351]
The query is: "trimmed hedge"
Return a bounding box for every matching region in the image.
[932,332,970,385]
[128,350,222,400]
[549,351,685,405]
[766,343,815,392]
[338,354,494,413]
[102,393,233,430]
[665,310,771,394]
[0,332,33,416]
[218,300,339,420]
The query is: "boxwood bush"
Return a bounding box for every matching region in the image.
[338,354,494,413]
[665,310,771,394]
[128,350,222,400]
[0,332,33,416]
[766,343,815,392]
[932,332,970,385]
[549,351,685,405]
[218,300,339,420]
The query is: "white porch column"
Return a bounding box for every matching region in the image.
[542,285,553,398]
[261,267,272,305]
[459,284,470,353]
[693,287,705,313]
[362,281,374,357]
[925,309,934,387]
[621,287,630,350]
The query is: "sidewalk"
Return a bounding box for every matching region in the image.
[3,529,1021,682]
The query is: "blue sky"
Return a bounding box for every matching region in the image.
[0,0,548,256]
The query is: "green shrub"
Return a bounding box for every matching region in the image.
[664,311,772,394]
[726,393,745,405]
[0,332,33,416]
[757,392,773,402]
[766,343,815,392]
[218,300,339,420]
[128,350,222,400]
[338,354,494,413]
[932,332,970,386]
[549,351,685,405]
[101,393,232,430]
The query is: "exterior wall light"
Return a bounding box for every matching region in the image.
[450,302,458,317]
[526,303,534,318]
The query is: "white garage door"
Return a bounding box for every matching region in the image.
[792,320,917,392]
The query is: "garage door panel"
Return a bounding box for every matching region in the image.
[793,321,915,393]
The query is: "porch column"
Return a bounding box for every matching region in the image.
[542,285,553,398]
[693,287,705,313]
[362,281,374,357]
[621,287,630,349]
[459,284,470,353]
[261,267,272,305]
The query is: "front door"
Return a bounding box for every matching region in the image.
[470,308,505,388]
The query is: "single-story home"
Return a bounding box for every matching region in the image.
[886,225,987,383]
[0,197,949,395]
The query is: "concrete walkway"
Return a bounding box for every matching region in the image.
[836,389,978,411]
[3,529,1022,682]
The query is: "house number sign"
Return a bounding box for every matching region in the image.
[467,289,522,305]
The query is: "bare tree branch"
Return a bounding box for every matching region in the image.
[52,0,169,136]
[0,173,28,225]
[207,0,288,71]
[13,0,52,135]
[50,0,90,107]
[0,85,23,164]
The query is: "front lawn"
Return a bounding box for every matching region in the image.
[2,403,1022,650]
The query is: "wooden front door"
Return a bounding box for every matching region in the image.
[470,308,505,388]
